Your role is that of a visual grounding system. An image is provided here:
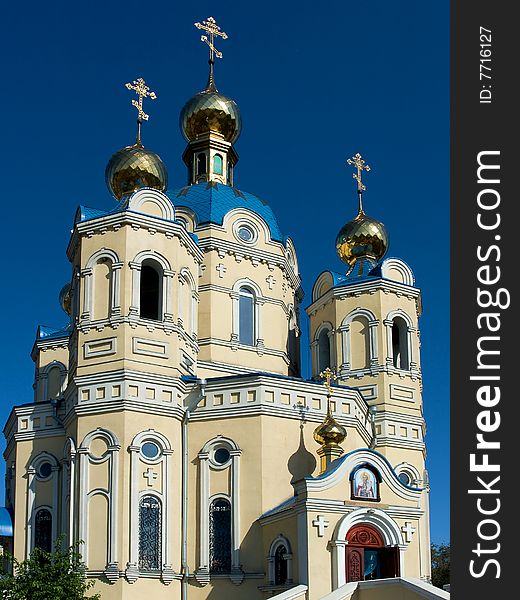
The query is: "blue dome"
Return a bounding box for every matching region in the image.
[167,183,284,243]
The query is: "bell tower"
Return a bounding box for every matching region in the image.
[307,153,426,479]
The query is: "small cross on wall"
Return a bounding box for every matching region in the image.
[312,515,330,537]
[143,467,158,487]
[401,521,416,543]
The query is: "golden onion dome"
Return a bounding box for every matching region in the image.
[180,76,241,144]
[313,413,347,447]
[105,142,168,201]
[59,282,72,316]
[335,209,389,268]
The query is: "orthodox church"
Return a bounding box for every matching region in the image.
[1,17,448,600]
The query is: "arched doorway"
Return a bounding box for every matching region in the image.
[345,524,400,583]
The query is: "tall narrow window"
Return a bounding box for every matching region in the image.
[392,317,409,369]
[274,544,288,585]
[317,328,331,373]
[139,495,162,570]
[47,366,62,400]
[140,262,161,320]
[34,508,52,552]
[209,498,231,573]
[213,154,223,175]
[197,153,207,176]
[238,287,255,346]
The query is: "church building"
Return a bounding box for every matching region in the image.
[1,17,448,600]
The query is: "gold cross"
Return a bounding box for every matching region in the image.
[319,367,337,397]
[125,77,157,123]
[195,16,228,61]
[347,152,371,193]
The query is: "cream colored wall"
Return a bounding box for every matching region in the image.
[71,219,200,381]
[195,214,300,377]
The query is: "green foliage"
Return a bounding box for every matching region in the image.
[431,542,450,589]
[0,537,100,600]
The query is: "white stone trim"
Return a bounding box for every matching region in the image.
[26,451,60,556]
[82,249,122,320]
[231,278,264,347]
[380,258,415,286]
[267,534,293,585]
[130,250,175,321]
[83,337,117,358]
[127,188,175,222]
[384,309,414,372]
[312,321,335,376]
[196,437,243,585]
[38,360,67,401]
[330,508,406,589]
[62,437,77,548]
[339,308,379,376]
[132,337,169,358]
[78,428,120,581]
[126,429,173,584]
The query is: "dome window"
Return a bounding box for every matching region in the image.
[238,226,254,242]
[213,154,223,176]
[233,220,258,245]
[197,153,207,176]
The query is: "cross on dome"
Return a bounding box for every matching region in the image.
[347,152,371,215]
[320,367,337,397]
[125,77,157,145]
[195,16,228,62]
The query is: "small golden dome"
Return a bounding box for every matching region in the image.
[180,83,241,144]
[105,143,168,200]
[336,210,388,268]
[313,413,347,446]
[59,283,72,316]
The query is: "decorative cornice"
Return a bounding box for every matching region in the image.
[306,278,420,316]
[68,211,204,264]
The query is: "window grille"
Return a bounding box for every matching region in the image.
[209,498,231,573]
[274,544,288,585]
[34,508,52,552]
[139,495,162,570]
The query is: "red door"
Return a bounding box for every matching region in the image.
[346,546,364,582]
[345,524,400,583]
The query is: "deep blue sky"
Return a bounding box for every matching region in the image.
[0,1,449,543]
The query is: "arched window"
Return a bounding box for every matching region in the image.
[317,328,331,373]
[350,317,370,370]
[238,287,255,346]
[139,495,162,570]
[47,366,62,400]
[392,317,409,370]
[92,258,112,320]
[34,508,52,552]
[209,498,231,573]
[140,261,161,321]
[197,153,207,176]
[275,544,288,585]
[213,154,223,175]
